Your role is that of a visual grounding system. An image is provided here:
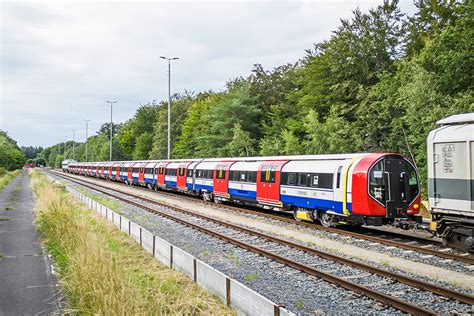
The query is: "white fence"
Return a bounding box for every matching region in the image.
[61,182,293,316]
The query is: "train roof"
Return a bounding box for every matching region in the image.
[436,112,474,125]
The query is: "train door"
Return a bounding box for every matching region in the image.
[177,164,188,189]
[213,162,234,197]
[138,166,145,183]
[257,161,287,205]
[108,166,113,178]
[116,165,120,179]
[383,158,409,218]
[128,165,133,180]
[157,163,169,187]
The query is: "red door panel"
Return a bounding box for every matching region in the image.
[139,167,145,183]
[213,161,235,197]
[127,167,133,180]
[257,161,287,204]
[177,162,192,189]
[157,163,169,186]
[115,166,120,178]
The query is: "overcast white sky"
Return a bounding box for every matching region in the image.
[1,0,416,148]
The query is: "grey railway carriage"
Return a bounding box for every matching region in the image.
[428,113,474,251]
[61,159,76,172]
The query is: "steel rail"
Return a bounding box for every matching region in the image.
[51,171,474,307]
[153,188,474,264]
[56,170,474,264]
[49,171,437,315]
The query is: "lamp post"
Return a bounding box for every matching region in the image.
[64,137,67,159]
[159,56,179,159]
[106,101,117,161]
[72,129,77,160]
[83,119,91,162]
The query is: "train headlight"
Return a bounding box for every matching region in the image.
[413,204,419,209]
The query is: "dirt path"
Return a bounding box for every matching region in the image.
[0,170,61,315]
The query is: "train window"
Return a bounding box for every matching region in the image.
[133,167,139,173]
[336,166,343,188]
[240,172,246,181]
[247,171,257,183]
[216,166,226,179]
[204,170,211,179]
[312,175,319,186]
[297,173,308,186]
[316,174,334,189]
[268,166,277,183]
[260,165,269,182]
[282,172,297,185]
[229,171,237,181]
[178,167,185,177]
[368,160,385,204]
[187,169,193,177]
[405,160,419,201]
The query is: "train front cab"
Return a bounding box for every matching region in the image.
[351,153,421,227]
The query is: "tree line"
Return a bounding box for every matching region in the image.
[39,0,473,196]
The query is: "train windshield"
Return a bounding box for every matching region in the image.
[368,157,419,206]
[369,160,385,204]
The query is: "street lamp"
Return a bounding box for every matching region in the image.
[83,119,91,162]
[72,129,77,160]
[106,101,117,161]
[63,136,68,159]
[160,56,179,159]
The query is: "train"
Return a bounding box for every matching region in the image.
[427,113,474,251]
[65,153,422,228]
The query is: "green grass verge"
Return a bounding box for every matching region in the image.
[0,169,22,190]
[30,170,233,315]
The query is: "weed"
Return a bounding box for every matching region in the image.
[202,250,210,257]
[0,217,12,221]
[296,299,305,309]
[380,260,390,267]
[243,273,260,281]
[226,252,242,265]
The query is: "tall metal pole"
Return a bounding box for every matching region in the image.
[106,101,117,161]
[72,129,77,160]
[64,137,67,159]
[83,119,91,162]
[160,56,179,159]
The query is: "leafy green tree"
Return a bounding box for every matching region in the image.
[226,123,256,157]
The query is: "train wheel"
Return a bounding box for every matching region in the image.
[318,211,333,227]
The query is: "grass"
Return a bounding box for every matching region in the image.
[30,170,233,315]
[243,273,260,281]
[296,299,305,309]
[0,169,22,191]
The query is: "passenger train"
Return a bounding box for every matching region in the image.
[65,153,421,228]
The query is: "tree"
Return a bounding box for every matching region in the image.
[227,123,256,157]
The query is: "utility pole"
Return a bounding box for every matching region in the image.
[106,101,117,161]
[160,56,179,159]
[83,119,91,162]
[64,137,67,159]
[72,129,77,160]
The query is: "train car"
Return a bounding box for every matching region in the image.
[427,113,474,251]
[61,159,76,172]
[72,152,421,228]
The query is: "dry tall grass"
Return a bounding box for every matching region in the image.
[30,170,233,315]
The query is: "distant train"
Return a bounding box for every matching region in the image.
[66,153,421,228]
[427,113,474,251]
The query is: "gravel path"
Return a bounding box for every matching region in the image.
[0,171,62,315]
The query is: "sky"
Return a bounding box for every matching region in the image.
[1,0,417,148]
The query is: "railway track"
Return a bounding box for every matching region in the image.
[56,170,473,265]
[49,170,474,315]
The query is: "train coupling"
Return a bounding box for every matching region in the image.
[394,216,429,231]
